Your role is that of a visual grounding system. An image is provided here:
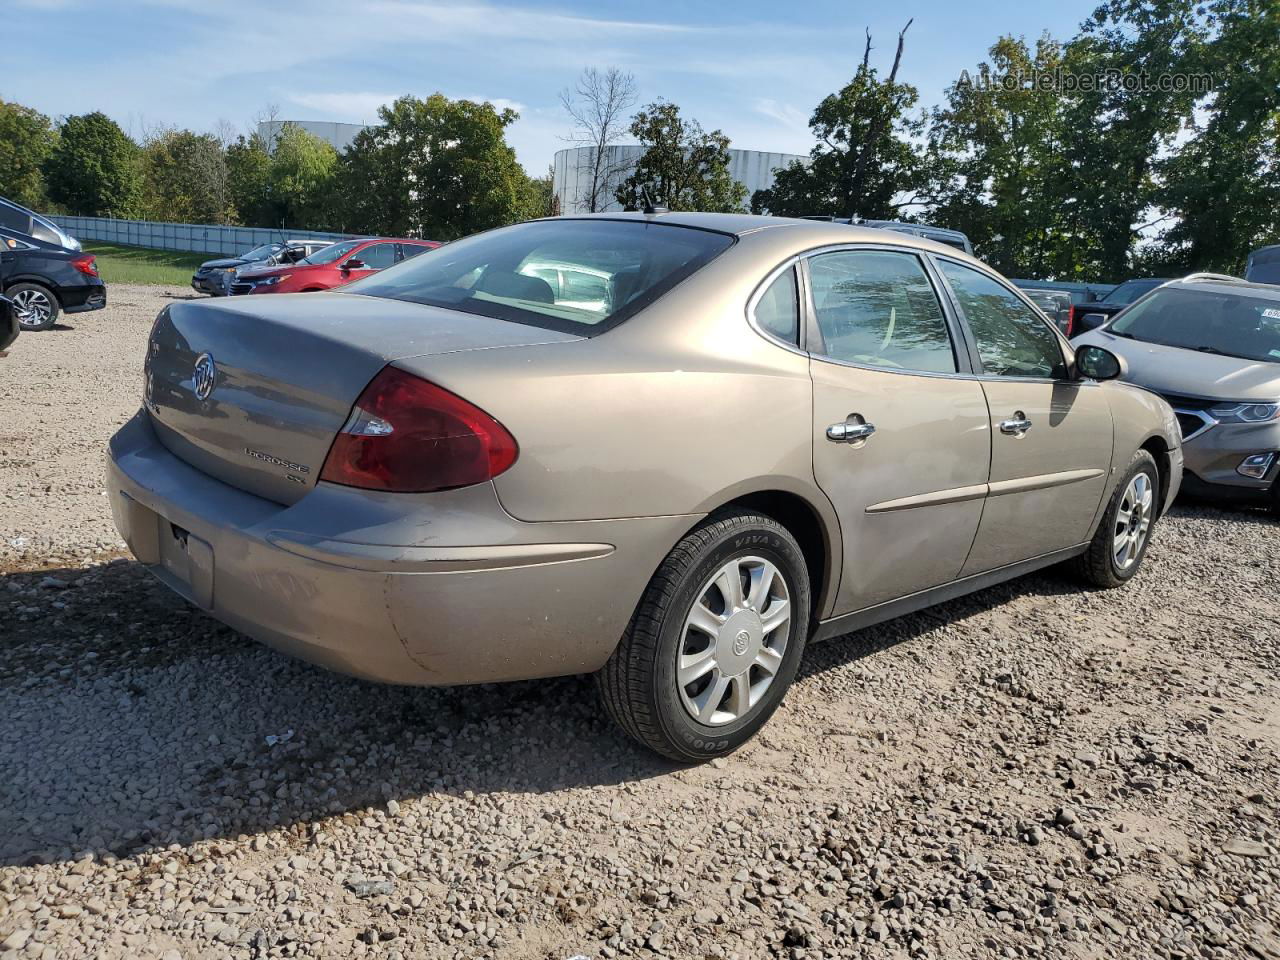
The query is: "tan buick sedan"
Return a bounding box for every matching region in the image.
[108,213,1182,761]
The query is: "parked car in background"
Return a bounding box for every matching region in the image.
[1067,277,1171,336]
[1073,275,1280,514]
[801,216,974,255]
[109,213,1180,762]
[191,239,339,296]
[1021,288,1073,334]
[1245,245,1280,285]
[230,238,439,295]
[0,226,105,330]
[0,196,82,251]
[1010,278,1113,311]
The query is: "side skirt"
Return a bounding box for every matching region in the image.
[811,543,1088,643]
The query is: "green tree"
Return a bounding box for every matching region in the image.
[616,101,746,213]
[1058,0,1208,279]
[338,94,536,240]
[0,99,56,210]
[45,112,144,218]
[141,128,234,224]
[268,124,338,230]
[1147,0,1279,272]
[225,132,274,226]
[751,22,924,220]
[926,35,1084,277]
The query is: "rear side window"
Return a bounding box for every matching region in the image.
[753,267,799,345]
[938,260,1065,378]
[345,219,735,336]
[400,243,432,261]
[808,250,957,372]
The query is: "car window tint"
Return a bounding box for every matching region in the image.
[0,205,28,232]
[753,267,799,344]
[938,260,1065,378]
[400,244,431,261]
[356,243,397,269]
[345,219,734,335]
[808,251,956,372]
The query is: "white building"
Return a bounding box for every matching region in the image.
[258,120,369,152]
[553,145,806,214]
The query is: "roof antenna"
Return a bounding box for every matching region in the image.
[640,186,666,216]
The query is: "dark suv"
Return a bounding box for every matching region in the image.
[1,226,106,330]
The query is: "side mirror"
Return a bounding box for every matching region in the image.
[1076,312,1108,333]
[343,258,366,271]
[0,295,17,355]
[1075,344,1126,381]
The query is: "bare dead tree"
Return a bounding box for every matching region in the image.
[560,67,638,212]
[848,19,913,199]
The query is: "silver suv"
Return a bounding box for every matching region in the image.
[1073,275,1280,514]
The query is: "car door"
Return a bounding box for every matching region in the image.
[802,247,992,614]
[933,258,1113,575]
[341,242,397,283]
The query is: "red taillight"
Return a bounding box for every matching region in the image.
[1066,305,1081,338]
[70,254,98,277]
[320,366,518,493]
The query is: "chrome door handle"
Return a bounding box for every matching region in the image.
[827,420,876,443]
[999,413,1033,435]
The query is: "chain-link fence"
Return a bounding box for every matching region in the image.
[48,216,364,257]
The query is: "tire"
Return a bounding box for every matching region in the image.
[597,509,811,762]
[7,282,60,331]
[1073,449,1160,588]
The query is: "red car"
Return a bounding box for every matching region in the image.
[230,237,439,295]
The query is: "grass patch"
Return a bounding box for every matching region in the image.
[82,242,209,286]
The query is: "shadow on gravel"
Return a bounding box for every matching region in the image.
[0,551,1114,869]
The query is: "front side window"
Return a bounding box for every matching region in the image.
[346,219,734,335]
[1109,287,1280,363]
[753,267,799,345]
[807,250,956,372]
[938,260,1065,378]
[352,243,397,269]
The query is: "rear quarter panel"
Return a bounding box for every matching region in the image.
[391,239,821,526]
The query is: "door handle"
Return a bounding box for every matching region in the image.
[827,419,876,443]
[999,412,1033,436]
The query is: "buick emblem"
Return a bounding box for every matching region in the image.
[192,353,217,401]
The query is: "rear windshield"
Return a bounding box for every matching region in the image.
[1109,287,1280,363]
[1105,279,1162,305]
[343,219,735,335]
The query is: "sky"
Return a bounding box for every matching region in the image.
[7,0,1098,173]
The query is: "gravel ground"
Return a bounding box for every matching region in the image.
[1,287,1278,960]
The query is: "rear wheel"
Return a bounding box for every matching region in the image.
[8,283,60,331]
[1073,449,1159,588]
[597,510,811,762]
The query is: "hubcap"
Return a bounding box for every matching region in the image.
[1113,472,1154,571]
[13,289,53,328]
[677,555,791,726]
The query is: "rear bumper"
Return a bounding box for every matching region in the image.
[60,278,106,314]
[106,411,692,686]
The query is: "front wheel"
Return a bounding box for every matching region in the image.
[7,283,60,331]
[597,510,811,762]
[1073,449,1160,588]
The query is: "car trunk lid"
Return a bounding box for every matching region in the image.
[145,292,581,505]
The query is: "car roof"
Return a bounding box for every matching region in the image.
[551,212,981,261]
[1163,276,1280,300]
